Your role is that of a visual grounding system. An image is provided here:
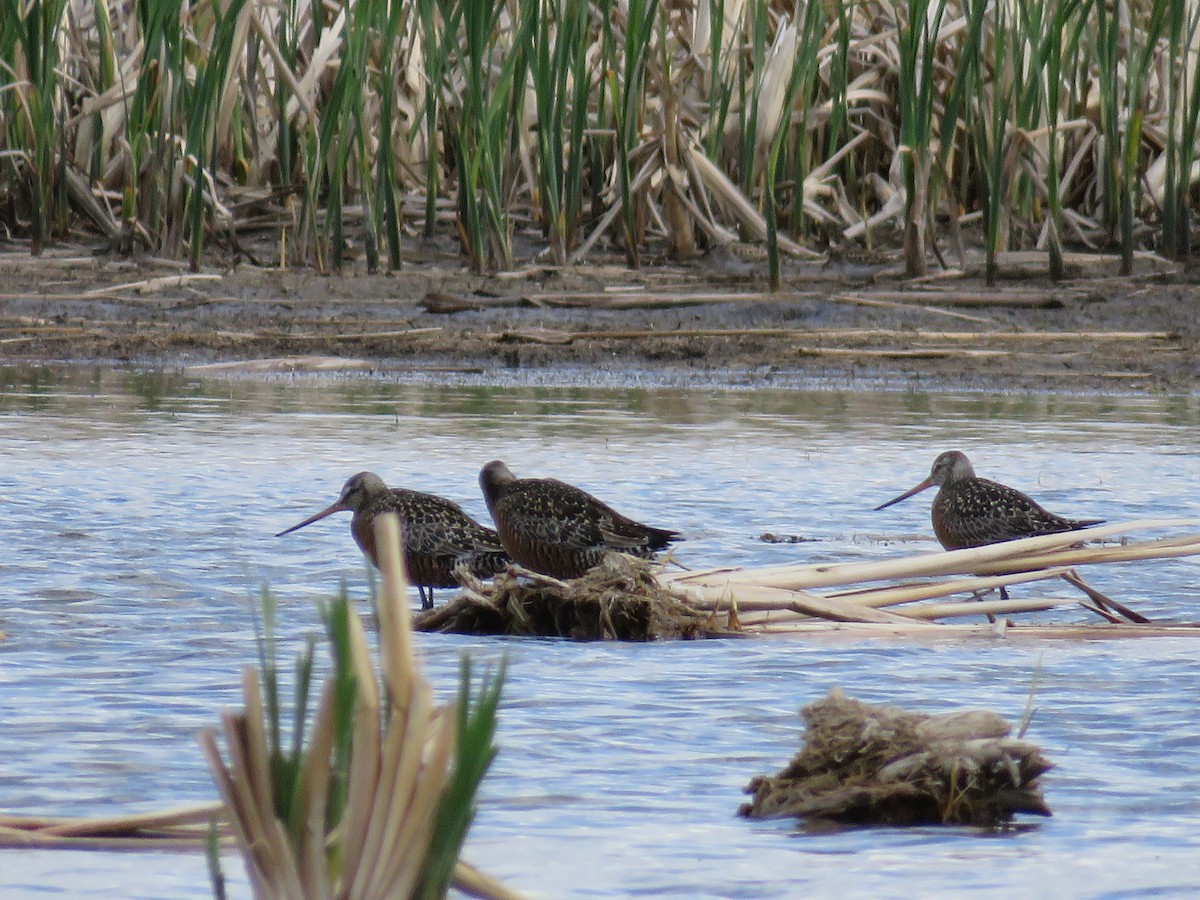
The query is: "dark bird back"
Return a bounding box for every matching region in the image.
[479,460,681,580]
[276,471,510,607]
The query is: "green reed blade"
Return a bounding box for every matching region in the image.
[894,0,949,276]
[612,0,661,267]
[417,657,506,900]
[185,0,250,270]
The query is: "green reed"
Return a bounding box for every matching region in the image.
[84,0,118,183]
[452,0,529,271]
[375,0,409,270]
[934,0,986,264]
[7,0,1200,280]
[416,0,456,239]
[764,2,824,287]
[273,0,303,249]
[184,0,249,270]
[416,657,506,899]
[250,586,325,836]
[979,0,1013,284]
[825,0,856,196]
[737,0,771,199]
[607,0,660,267]
[787,0,828,240]
[1036,0,1086,279]
[318,0,375,271]
[1163,0,1200,258]
[2,0,70,254]
[121,0,190,253]
[1093,0,1171,274]
[702,0,734,161]
[528,0,594,263]
[894,0,948,276]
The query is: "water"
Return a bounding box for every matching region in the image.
[3,368,1200,897]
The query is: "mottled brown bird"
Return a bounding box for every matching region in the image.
[875,450,1103,598]
[479,460,681,580]
[276,471,510,608]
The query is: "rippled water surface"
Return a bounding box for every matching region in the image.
[3,368,1200,898]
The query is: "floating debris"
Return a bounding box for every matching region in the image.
[415,555,725,641]
[758,533,819,544]
[740,689,1053,827]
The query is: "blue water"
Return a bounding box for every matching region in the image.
[3,369,1200,897]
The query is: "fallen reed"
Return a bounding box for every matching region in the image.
[663,519,1200,630]
[2,0,1198,275]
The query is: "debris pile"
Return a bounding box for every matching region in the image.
[740,689,1053,827]
[415,555,724,641]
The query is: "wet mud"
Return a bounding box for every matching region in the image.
[3,243,1198,393]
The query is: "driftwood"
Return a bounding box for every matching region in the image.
[740,690,1053,827]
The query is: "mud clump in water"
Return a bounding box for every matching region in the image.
[740,689,1054,827]
[414,554,722,641]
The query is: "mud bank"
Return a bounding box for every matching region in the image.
[3,244,1197,393]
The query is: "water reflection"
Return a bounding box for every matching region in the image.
[2,368,1200,897]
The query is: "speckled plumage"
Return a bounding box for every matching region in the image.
[479,460,681,580]
[277,472,510,608]
[875,450,1103,550]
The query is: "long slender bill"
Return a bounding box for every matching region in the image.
[275,501,348,537]
[873,477,935,511]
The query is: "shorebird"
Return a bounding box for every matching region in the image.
[478,460,681,580]
[874,450,1103,600]
[276,471,510,609]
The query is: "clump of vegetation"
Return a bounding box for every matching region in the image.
[200,515,516,899]
[740,689,1053,827]
[417,554,724,641]
[1,0,1197,277]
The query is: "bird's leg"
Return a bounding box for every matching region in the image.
[418,585,433,610]
[966,585,1004,624]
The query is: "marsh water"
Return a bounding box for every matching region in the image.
[3,367,1200,898]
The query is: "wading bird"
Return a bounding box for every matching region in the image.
[478,460,681,580]
[276,471,510,609]
[874,450,1103,599]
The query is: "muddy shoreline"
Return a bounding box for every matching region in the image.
[3,244,1197,394]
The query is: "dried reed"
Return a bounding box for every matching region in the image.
[3,0,1198,273]
[664,519,1200,628]
[201,513,517,899]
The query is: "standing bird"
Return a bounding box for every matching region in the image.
[478,460,681,580]
[276,471,510,609]
[874,450,1103,599]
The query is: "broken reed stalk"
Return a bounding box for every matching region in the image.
[664,521,1200,626]
[0,802,229,851]
[666,520,1200,592]
[201,513,517,900]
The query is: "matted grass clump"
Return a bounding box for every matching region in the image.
[416,555,724,641]
[740,689,1053,827]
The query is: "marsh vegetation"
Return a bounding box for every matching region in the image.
[2,0,1197,284]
